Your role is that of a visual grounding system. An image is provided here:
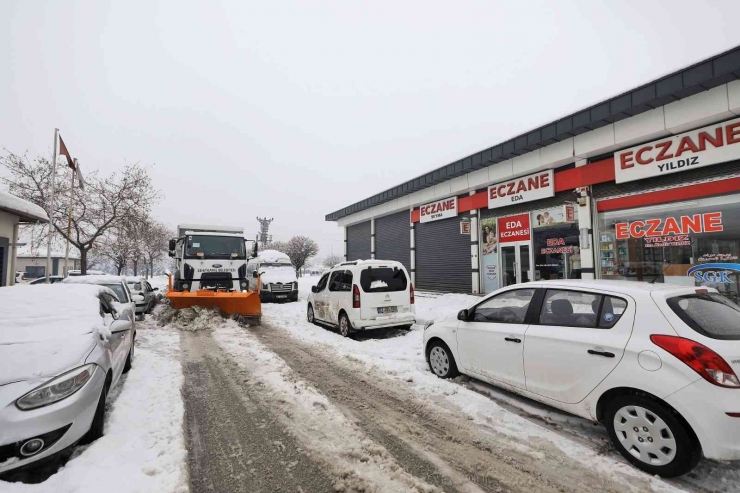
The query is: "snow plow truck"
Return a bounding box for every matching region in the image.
[166,224,261,323]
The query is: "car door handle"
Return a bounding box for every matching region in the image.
[588,349,615,358]
[504,337,521,343]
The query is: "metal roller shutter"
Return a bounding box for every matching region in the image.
[480,191,576,221]
[375,211,411,271]
[346,221,371,261]
[415,216,471,293]
[593,160,740,200]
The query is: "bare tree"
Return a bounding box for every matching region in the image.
[140,219,174,278]
[262,241,288,253]
[100,225,137,275]
[322,253,343,268]
[284,236,319,277]
[1,151,159,273]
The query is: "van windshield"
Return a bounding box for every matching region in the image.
[667,293,740,340]
[360,267,407,293]
[185,235,246,260]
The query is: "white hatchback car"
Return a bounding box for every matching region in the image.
[307,260,416,337]
[423,280,740,477]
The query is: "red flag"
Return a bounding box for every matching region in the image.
[59,135,75,170]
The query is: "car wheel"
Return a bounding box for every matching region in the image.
[605,394,701,477]
[427,340,459,379]
[307,304,316,324]
[135,313,145,322]
[80,385,107,444]
[338,313,353,338]
[123,344,134,374]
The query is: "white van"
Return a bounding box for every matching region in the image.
[306,260,416,337]
[247,250,298,302]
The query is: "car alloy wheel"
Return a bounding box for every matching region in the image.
[613,405,677,466]
[339,314,351,337]
[307,305,315,324]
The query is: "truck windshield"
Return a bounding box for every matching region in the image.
[185,235,246,260]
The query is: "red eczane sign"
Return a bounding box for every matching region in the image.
[615,212,723,239]
[498,213,531,243]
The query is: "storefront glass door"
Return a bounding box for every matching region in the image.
[501,244,531,286]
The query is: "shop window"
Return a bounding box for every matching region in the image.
[597,195,740,304]
[531,205,579,281]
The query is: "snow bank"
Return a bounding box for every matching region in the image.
[1,328,188,493]
[0,190,48,222]
[0,284,107,344]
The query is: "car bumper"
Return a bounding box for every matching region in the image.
[260,290,298,302]
[354,314,416,330]
[0,366,106,473]
[665,378,740,461]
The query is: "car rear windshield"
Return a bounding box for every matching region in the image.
[360,267,407,293]
[667,293,740,340]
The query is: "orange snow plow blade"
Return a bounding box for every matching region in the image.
[165,276,262,323]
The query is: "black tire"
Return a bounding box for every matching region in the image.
[605,393,701,477]
[80,385,107,444]
[338,312,353,338]
[426,340,459,379]
[307,304,317,325]
[123,344,134,374]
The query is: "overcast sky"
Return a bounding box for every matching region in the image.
[2,1,740,259]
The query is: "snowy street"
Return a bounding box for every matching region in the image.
[9,276,738,493]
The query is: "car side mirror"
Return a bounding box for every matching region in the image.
[110,320,131,334]
[153,287,159,291]
[252,271,259,278]
[311,286,318,293]
[168,250,175,258]
[132,294,145,303]
[169,239,176,251]
[457,309,470,321]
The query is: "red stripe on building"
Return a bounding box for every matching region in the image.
[596,176,740,212]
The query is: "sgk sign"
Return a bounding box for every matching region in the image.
[615,117,740,183]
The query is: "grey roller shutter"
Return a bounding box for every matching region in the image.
[346,221,371,261]
[480,191,576,221]
[415,216,471,293]
[593,160,740,200]
[375,211,411,271]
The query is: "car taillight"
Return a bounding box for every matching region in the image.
[650,335,740,388]
[353,284,360,308]
[410,283,415,304]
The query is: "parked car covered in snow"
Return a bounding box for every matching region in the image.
[62,275,142,320]
[0,284,136,475]
[423,280,740,477]
[247,250,298,302]
[29,276,65,285]
[126,277,158,317]
[307,260,416,337]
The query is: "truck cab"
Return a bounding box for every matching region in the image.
[169,224,255,293]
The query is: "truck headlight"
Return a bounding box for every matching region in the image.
[16,364,97,410]
[182,283,189,290]
[240,281,247,288]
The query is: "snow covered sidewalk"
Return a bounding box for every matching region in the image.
[2,325,188,493]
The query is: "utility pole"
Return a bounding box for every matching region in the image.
[256,217,273,248]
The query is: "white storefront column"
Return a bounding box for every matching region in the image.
[575,159,595,280]
[409,208,416,286]
[343,227,348,261]
[470,209,480,294]
[370,217,376,259]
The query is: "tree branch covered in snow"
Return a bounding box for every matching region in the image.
[284,236,319,276]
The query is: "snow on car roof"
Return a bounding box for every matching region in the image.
[258,249,291,263]
[63,274,127,285]
[525,279,705,294]
[0,284,107,344]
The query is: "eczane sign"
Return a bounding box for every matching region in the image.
[615,117,740,183]
[419,197,457,223]
[488,170,554,209]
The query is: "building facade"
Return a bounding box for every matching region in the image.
[16,248,80,279]
[0,190,49,286]
[327,47,740,302]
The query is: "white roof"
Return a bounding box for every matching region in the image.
[185,231,245,238]
[16,246,81,259]
[0,189,49,223]
[0,284,106,344]
[63,274,127,285]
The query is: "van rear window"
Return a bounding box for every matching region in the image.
[667,293,740,340]
[360,267,407,293]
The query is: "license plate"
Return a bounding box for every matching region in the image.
[377,306,398,314]
[277,295,287,299]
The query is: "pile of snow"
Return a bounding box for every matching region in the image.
[0,189,48,222]
[153,303,229,331]
[0,284,109,344]
[62,275,126,285]
[2,328,188,493]
[258,249,291,264]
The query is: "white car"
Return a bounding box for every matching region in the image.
[0,284,135,475]
[423,280,740,477]
[62,275,141,319]
[307,260,416,337]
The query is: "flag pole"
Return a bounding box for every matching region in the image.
[46,129,59,283]
[64,158,76,275]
